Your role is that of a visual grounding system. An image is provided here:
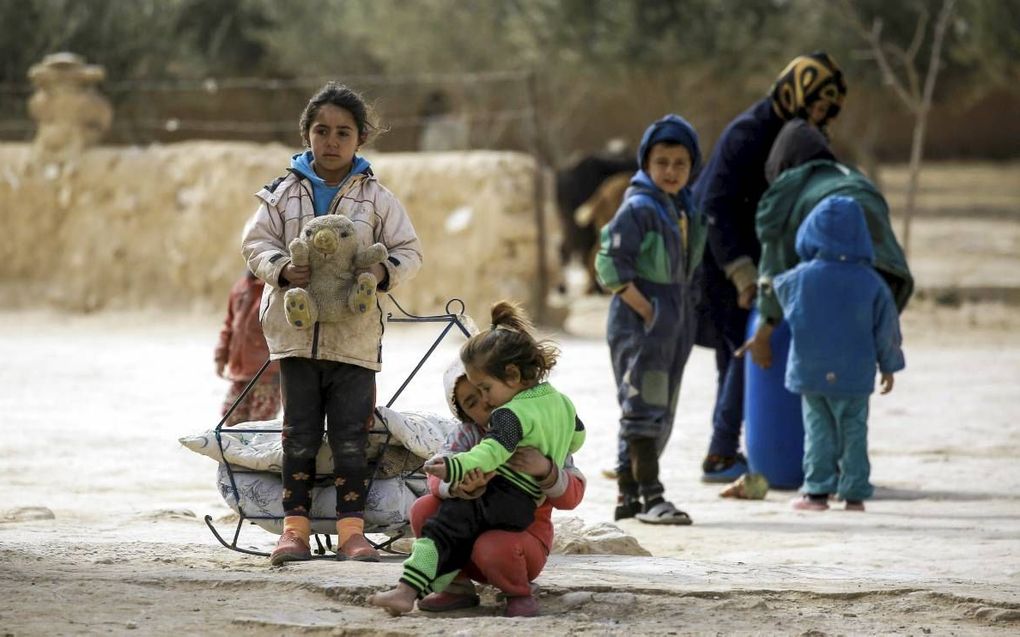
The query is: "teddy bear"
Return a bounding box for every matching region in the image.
[283,214,388,330]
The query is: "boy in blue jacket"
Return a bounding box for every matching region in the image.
[774,195,905,512]
[595,115,705,525]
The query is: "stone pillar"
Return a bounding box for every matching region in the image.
[27,52,112,162]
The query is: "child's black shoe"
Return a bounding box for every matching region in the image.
[613,495,642,521]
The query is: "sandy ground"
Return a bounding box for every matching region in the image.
[1,294,1019,636]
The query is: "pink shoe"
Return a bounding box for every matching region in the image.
[338,534,380,562]
[505,594,540,617]
[791,495,829,511]
[269,528,311,565]
[418,591,481,612]
[845,501,866,512]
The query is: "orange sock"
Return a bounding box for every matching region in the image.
[283,515,311,541]
[337,517,364,545]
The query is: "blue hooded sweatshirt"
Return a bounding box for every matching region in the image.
[774,195,905,396]
[595,114,705,292]
[290,150,372,216]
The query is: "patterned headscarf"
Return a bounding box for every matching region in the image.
[770,52,847,124]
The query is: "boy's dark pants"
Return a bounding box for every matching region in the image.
[608,283,695,502]
[403,476,536,593]
[279,357,376,519]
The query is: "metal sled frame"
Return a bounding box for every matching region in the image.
[204,296,473,558]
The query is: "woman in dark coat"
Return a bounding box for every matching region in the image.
[693,52,847,482]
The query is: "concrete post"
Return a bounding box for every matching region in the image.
[27,52,112,161]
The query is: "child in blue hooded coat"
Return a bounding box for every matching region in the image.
[595,114,705,525]
[773,195,905,512]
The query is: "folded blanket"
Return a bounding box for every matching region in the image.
[179,407,458,478]
[181,407,458,536]
[216,464,427,535]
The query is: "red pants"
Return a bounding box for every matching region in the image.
[409,494,548,597]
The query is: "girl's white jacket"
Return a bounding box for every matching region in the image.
[241,170,422,371]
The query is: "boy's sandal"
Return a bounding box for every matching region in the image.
[635,501,692,526]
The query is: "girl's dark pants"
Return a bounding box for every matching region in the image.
[279,357,376,520]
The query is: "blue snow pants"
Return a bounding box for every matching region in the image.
[801,393,874,501]
[608,281,695,478]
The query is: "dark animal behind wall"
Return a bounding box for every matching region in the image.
[555,152,637,292]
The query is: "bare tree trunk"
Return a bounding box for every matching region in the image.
[902,110,927,257]
[525,70,550,324]
[900,0,955,258]
[844,0,956,258]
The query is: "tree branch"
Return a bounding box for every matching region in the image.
[885,42,922,101]
[869,18,919,113]
[920,0,957,115]
[905,6,930,64]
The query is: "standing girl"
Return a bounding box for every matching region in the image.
[241,82,422,565]
[369,300,586,615]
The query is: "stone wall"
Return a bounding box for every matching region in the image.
[0,142,557,322]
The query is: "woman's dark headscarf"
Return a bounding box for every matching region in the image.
[770,51,847,125]
[765,118,836,184]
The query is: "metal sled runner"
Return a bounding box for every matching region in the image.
[204,296,473,558]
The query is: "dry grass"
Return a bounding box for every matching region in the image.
[873,162,1020,292]
[880,161,1020,217]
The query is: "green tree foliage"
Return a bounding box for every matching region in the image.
[0,0,273,86]
[3,0,1014,93]
[0,0,1015,156]
[951,0,1020,88]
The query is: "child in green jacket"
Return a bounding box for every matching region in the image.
[370,300,585,615]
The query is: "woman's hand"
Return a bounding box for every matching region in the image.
[281,263,310,287]
[506,447,553,479]
[736,322,774,368]
[737,284,756,310]
[450,468,494,499]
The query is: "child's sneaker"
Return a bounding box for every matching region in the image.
[701,453,749,483]
[791,494,829,511]
[613,494,642,521]
[844,500,866,512]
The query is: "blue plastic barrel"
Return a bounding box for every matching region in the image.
[744,309,804,489]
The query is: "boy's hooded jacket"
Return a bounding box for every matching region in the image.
[594,115,705,447]
[241,155,422,371]
[774,196,905,396]
[595,114,706,292]
[757,158,913,323]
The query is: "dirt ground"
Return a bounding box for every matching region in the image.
[1,296,1018,636]
[2,161,1019,635]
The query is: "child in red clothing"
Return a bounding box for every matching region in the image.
[214,271,280,426]
[408,358,587,617]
